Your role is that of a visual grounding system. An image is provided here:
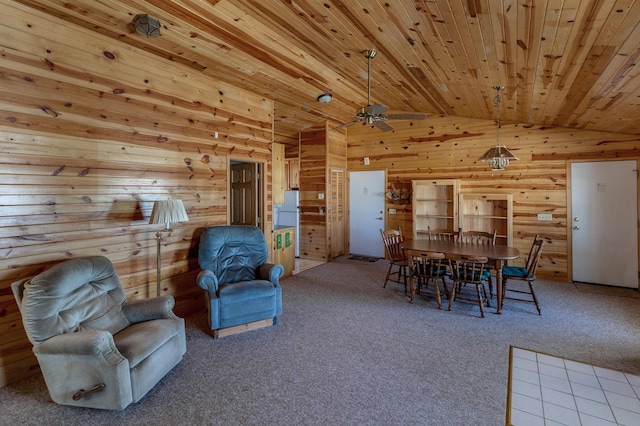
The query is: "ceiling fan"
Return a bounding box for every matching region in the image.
[334,49,427,132]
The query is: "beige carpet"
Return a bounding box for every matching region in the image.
[2,257,640,425]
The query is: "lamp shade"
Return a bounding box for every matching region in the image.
[149,200,189,227]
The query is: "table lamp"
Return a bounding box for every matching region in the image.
[149,199,189,296]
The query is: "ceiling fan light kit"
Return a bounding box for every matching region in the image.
[334,49,426,132]
[478,86,519,171]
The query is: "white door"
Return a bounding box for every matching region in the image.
[349,170,385,257]
[571,160,638,288]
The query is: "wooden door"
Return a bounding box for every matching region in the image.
[230,162,259,226]
[349,170,385,257]
[330,169,346,258]
[571,160,638,288]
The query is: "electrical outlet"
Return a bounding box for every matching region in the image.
[537,213,553,221]
[388,208,396,214]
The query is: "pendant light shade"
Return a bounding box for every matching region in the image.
[477,145,519,171]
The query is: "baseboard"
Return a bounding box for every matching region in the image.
[213,318,274,338]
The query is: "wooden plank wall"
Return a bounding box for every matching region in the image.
[346,115,640,281]
[298,124,327,261]
[326,123,347,259]
[298,121,347,261]
[0,2,274,387]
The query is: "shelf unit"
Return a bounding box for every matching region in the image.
[458,192,513,246]
[411,179,460,239]
[284,158,300,190]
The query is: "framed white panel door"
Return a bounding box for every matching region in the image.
[349,170,385,257]
[571,160,638,288]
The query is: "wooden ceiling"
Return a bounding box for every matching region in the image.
[16,0,640,148]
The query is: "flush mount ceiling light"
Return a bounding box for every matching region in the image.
[477,86,519,171]
[317,93,332,103]
[133,14,161,38]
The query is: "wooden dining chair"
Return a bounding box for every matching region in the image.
[447,253,492,318]
[459,229,497,298]
[459,229,497,245]
[406,250,448,309]
[501,235,545,315]
[380,228,409,294]
[427,227,461,242]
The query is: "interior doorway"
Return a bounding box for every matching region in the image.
[230,160,262,228]
[570,160,638,288]
[349,170,385,258]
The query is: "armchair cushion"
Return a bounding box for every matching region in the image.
[20,256,130,345]
[122,296,178,323]
[199,225,268,282]
[114,318,183,368]
[35,330,121,358]
[502,265,530,278]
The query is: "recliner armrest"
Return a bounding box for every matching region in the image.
[35,330,124,362]
[258,263,284,284]
[197,269,219,293]
[122,296,177,323]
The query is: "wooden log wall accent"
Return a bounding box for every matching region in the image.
[346,115,640,282]
[0,2,274,387]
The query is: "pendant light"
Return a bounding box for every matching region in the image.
[477,86,518,171]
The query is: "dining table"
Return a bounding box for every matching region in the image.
[401,239,520,314]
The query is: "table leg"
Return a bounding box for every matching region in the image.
[495,260,504,314]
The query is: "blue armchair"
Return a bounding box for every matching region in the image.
[197,225,283,337]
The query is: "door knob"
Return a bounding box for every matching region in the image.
[573,225,580,230]
[573,217,580,222]
[376,217,383,220]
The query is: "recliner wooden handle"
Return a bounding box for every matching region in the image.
[72,383,105,401]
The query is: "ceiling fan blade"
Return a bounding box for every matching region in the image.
[384,112,427,120]
[365,103,389,116]
[373,121,394,132]
[333,118,363,130]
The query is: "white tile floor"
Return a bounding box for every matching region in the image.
[508,346,640,425]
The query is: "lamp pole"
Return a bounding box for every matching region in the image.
[156,230,163,297]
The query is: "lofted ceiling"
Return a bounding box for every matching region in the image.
[16,0,640,149]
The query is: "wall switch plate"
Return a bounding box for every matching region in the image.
[318,193,324,200]
[537,213,553,221]
[388,208,397,214]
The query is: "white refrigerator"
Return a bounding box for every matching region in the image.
[276,190,300,257]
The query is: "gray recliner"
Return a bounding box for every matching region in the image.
[11,256,187,410]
